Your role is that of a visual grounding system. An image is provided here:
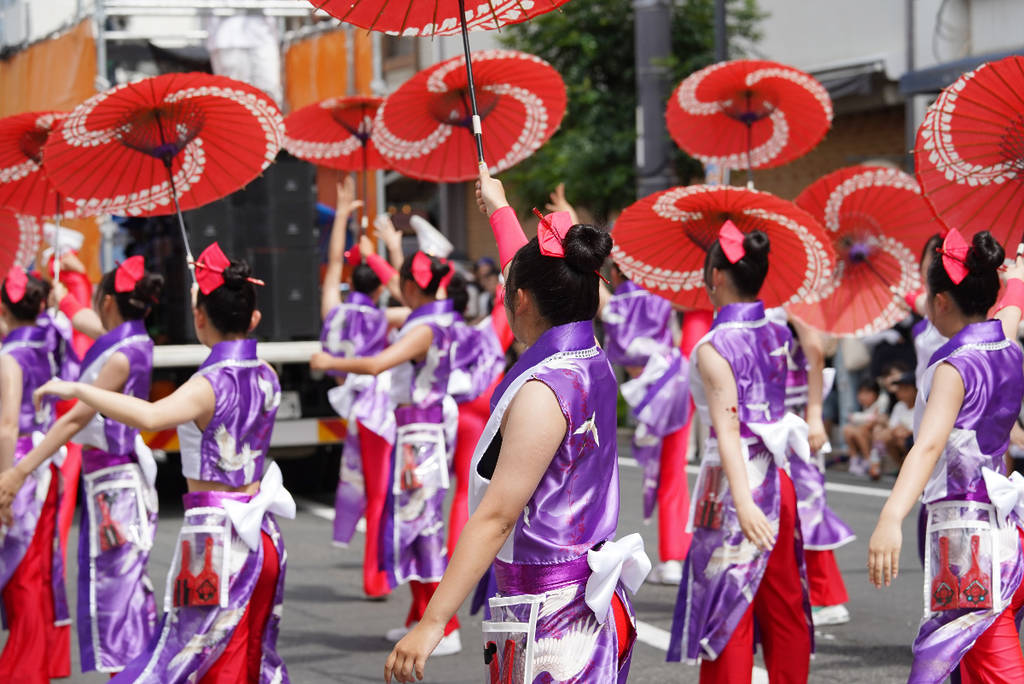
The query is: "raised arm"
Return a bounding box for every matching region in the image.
[791,317,828,452]
[385,379,566,683]
[867,362,964,588]
[698,342,776,551]
[322,175,363,319]
[0,356,23,473]
[361,234,402,304]
[993,255,1024,343]
[546,182,580,225]
[310,324,432,377]
[476,166,526,282]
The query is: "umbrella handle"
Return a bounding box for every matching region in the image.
[1017,242,1023,259]
[53,194,62,286]
[163,158,197,288]
[457,0,486,165]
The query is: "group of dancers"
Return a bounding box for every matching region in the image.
[2,163,1024,684]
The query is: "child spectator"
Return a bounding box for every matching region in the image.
[842,378,888,477]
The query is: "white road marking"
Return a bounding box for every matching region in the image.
[635,620,768,682]
[295,497,337,522]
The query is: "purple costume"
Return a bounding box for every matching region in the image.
[379,300,457,587]
[602,280,689,521]
[469,320,649,683]
[668,301,813,663]
[910,320,1024,684]
[448,314,504,405]
[73,319,160,673]
[113,339,294,683]
[321,292,396,546]
[0,322,71,636]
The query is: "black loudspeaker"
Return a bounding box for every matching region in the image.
[238,201,318,249]
[183,199,233,254]
[247,246,320,340]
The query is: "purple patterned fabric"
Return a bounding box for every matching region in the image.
[908,320,1024,684]
[111,490,289,684]
[470,320,636,683]
[668,301,813,663]
[388,299,456,408]
[177,339,281,487]
[77,452,159,673]
[601,280,673,367]
[321,291,388,379]
[448,315,504,405]
[1,324,62,434]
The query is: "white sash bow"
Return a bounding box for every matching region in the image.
[585,533,651,623]
[134,434,158,489]
[222,462,296,551]
[620,351,672,409]
[746,412,811,470]
[982,467,1024,525]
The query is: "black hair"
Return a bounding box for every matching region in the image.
[350,263,381,296]
[858,378,880,395]
[399,251,451,297]
[920,233,943,265]
[97,267,164,321]
[505,223,612,326]
[195,258,257,334]
[447,271,469,316]
[704,230,771,298]
[926,230,1004,317]
[0,271,46,322]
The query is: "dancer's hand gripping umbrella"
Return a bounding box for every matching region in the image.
[43,72,284,285]
[309,0,570,167]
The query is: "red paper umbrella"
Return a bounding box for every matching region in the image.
[915,55,1024,248]
[284,96,387,171]
[313,0,570,36]
[0,209,42,275]
[0,111,76,218]
[611,184,835,310]
[786,166,938,336]
[373,49,566,182]
[44,72,284,273]
[666,60,833,174]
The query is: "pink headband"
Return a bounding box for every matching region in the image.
[719,220,746,264]
[938,228,970,285]
[114,255,146,293]
[3,266,27,303]
[194,242,266,295]
[531,208,610,283]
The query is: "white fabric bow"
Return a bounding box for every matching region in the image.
[134,434,158,489]
[222,461,296,551]
[620,352,671,409]
[585,533,652,623]
[982,466,1024,524]
[746,412,811,470]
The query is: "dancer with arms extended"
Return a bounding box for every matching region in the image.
[384,166,649,684]
[34,244,294,683]
[868,229,1024,684]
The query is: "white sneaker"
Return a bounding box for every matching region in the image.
[385,625,412,642]
[648,560,683,585]
[431,629,462,656]
[811,604,850,626]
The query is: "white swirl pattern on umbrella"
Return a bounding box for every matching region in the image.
[380,0,542,37]
[15,213,41,267]
[822,167,921,233]
[0,112,63,183]
[283,133,363,161]
[918,63,1019,187]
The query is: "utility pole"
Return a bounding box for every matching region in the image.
[714,0,728,62]
[633,0,675,198]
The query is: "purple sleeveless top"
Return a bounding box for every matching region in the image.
[177,339,281,487]
[478,320,620,565]
[1,324,60,435]
[321,291,388,379]
[601,280,674,366]
[389,300,455,410]
[920,320,1024,504]
[74,319,153,455]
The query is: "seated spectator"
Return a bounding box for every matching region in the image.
[842,378,888,477]
[872,372,916,475]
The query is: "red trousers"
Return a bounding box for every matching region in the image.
[57,443,80,561]
[957,529,1024,684]
[658,427,692,561]
[405,581,460,636]
[0,465,71,683]
[805,549,849,607]
[449,377,500,553]
[700,471,811,684]
[358,422,392,598]
[200,531,280,683]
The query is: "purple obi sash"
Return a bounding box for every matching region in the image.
[81,448,136,474]
[494,554,591,595]
[182,489,253,510]
[395,404,443,427]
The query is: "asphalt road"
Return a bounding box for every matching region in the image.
[6,430,1012,683]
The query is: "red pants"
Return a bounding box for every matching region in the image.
[0,465,71,683]
[200,531,280,683]
[958,529,1024,683]
[58,443,80,561]
[700,471,810,684]
[405,581,460,636]
[658,427,692,561]
[358,422,392,598]
[805,549,849,607]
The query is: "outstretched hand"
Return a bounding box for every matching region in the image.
[336,175,363,214]
[384,621,444,683]
[546,182,579,224]
[0,468,25,526]
[33,379,77,411]
[476,164,510,217]
[867,518,902,588]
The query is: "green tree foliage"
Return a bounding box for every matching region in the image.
[498,0,765,223]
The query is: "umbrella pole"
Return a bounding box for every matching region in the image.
[457,0,486,164]
[744,91,755,189]
[163,158,197,286]
[361,141,369,237]
[53,193,62,285]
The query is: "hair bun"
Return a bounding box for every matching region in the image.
[563,224,612,274]
[742,230,770,261]
[968,230,1005,273]
[222,261,253,290]
[134,272,165,305]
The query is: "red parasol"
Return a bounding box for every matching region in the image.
[611,184,835,310]
[311,0,569,164]
[373,49,566,182]
[786,166,938,336]
[0,111,75,219]
[915,55,1024,249]
[43,72,284,279]
[0,209,42,276]
[666,60,833,179]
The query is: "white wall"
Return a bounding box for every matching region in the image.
[1,0,83,47]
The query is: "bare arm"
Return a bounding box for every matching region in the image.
[375,214,405,271]
[698,343,776,551]
[322,176,362,319]
[791,317,828,451]
[0,356,23,473]
[385,380,567,683]
[361,234,403,303]
[310,325,432,377]
[385,306,411,330]
[867,362,964,588]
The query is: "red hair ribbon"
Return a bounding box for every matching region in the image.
[194,242,265,295]
[4,266,27,303]
[531,208,610,284]
[115,255,146,293]
[344,245,362,266]
[411,251,435,290]
[439,258,454,291]
[719,220,746,264]
[939,228,970,285]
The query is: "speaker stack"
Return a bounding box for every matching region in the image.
[183,153,321,341]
